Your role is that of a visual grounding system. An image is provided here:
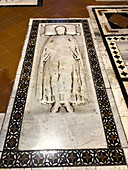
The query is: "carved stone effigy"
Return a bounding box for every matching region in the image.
[36,25,88,113]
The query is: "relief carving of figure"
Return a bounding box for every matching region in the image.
[36,26,88,112]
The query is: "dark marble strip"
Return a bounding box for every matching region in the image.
[0,148,126,168]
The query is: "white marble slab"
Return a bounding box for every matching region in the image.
[3,168,31,170]
[0,98,14,151]
[96,166,128,170]
[106,89,128,148]
[19,22,107,150]
[123,82,128,97]
[0,113,5,132]
[124,148,128,166]
[32,168,64,170]
[116,41,128,66]
[64,167,96,170]
[121,117,128,142]
[10,168,25,170]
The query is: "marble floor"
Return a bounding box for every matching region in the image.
[0,0,128,169]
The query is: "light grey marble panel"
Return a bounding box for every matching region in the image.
[124,148,128,166]
[16,24,32,76]
[121,117,128,142]
[116,41,128,66]
[120,51,128,66]
[116,42,128,51]
[0,113,5,132]
[106,89,128,148]
[10,168,25,170]
[123,82,128,96]
[32,168,64,170]
[19,22,107,150]
[110,84,128,117]
[0,98,14,151]
[96,166,128,169]
[64,167,96,170]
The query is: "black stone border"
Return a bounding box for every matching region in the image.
[1,149,126,168]
[0,0,43,7]
[0,19,126,168]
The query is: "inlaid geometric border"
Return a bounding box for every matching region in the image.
[106,36,128,80]
[93,7,128,108]
[94,8,128,35]
[0,19,126,168]
[1,149,126,168]
[0,0,43,7]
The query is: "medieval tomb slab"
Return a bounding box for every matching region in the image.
[0,19,127,168]
[19,23,106,150]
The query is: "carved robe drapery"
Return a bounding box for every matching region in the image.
[36,34,87,112]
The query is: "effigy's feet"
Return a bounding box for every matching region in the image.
[51,102,61,113]
[64,102,74,113]
[51,102,74,113]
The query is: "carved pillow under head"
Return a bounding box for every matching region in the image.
[41,24,80,36]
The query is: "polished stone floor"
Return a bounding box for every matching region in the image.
[0,0,128,169]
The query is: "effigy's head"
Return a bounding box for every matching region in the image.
[55,26,66,35]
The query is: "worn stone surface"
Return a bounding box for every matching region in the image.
[19,23,106,150]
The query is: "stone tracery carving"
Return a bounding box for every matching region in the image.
[36,25,88,112]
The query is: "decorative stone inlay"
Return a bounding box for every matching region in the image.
[106,36,128,79]
[94,8,128,35]
[108,14,128,28]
